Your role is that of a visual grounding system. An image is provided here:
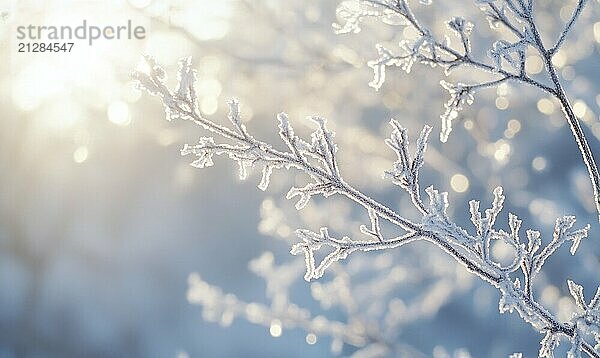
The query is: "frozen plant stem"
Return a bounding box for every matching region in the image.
[549,55,600,225]
[552,65,600,223]
[351,0,600,221]
[134,54,599,356]
[523,0,600,223]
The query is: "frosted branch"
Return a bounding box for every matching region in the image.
[383,120,431,213]
[336,0,600,222]
[550,0,589,55]
[135,55,599,357]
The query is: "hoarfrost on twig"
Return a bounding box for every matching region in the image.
[133,0,600,353]
[335,0,600,222]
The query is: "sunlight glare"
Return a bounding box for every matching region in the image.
[450,174,469,193]
[73,146,89,164]
[200,97,218,115]
[107,100,131,126]
[176,1,235,41]
[13,62,66,111]
[269,320,282,337]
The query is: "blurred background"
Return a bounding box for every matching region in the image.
[0,0,599,357]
